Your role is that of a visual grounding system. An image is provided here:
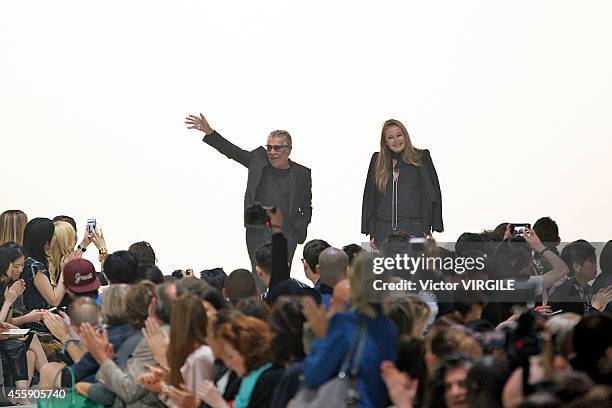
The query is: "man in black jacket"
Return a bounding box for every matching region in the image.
[185,113,312,289]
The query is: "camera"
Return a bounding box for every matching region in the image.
[510,223,530,236]
[87,218,97,235]
[245,203,276,228]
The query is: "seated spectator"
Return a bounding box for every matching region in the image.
[205,309,243,403]
[545,313,581,372]
[316,247,349,308]
[167,295,215,390]
[200,267,228,292]
[302,252,398,408]
[268,297,307,408]
[22,218,66,310]
[76,281,160,407]
[128,241,157,266]
[427,353,473,408]
[138,264,164,284]
[549,240,611,314]
[342,243,365,265]
[42,297,101,364]
[532,217,561,275]
[47,220,77,285]
[52,215,77,233]
[198,316,284,408]
[176,278,228,319]
[591,239,612,312]
[425,320,482,375]
[254,218,321,305]
[224,269,257,305]
[570,312,612,384]
[39,284,137,388]
[0,244,47,327]
[235,297,270,321]
[103,250,142,284]
[0,210,28,246]
[301,239,331,287]
[465,355,509,408]
[63,258,101,302]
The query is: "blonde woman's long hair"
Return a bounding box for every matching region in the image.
[375,119,423,193]
[0,210,28,245]
[48,221,77,284]
[348,252,382,319]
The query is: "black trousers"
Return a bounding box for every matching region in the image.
[246,227,298,292]
[0,339,28,383]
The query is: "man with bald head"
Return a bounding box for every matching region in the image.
[317,247,349,308]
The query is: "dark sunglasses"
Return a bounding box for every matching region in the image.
[265,144,289,152]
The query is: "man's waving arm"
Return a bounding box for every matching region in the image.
[185,113,252,168]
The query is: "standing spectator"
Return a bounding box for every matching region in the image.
[185,113,312,290]
[362,119,443,248]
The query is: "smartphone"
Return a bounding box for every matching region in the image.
[87,218,97,235]
[511,223,530,236]
[550,309,564,316]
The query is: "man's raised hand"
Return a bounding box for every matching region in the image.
[185,113,213,135]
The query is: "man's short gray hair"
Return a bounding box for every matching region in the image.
[269,130,292,147]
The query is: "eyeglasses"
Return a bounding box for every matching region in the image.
[265,144,289,152]
[386,134,404,142]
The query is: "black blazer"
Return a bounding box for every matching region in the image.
[203,131,312,243]
[361,149,443,235]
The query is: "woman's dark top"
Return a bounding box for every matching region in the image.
[362,150,443,237]
[247,365,284,408]
[548,276,593,315]
[375,160,422,222]
[22,257,51,311]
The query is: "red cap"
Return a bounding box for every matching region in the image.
[63,258,101,293]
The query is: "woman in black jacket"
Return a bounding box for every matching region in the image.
[362,119,443,248]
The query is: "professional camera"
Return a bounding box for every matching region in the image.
[245,203,276,228]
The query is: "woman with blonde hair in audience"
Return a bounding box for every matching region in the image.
[0,210,28,245]
[47,220,77,284]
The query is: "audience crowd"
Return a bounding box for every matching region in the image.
[0,208,611,408]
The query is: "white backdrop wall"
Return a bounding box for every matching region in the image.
[2,1,611,282]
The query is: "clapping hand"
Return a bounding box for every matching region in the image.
[301,296,329,338]
[80,323,114,364]
[42,310,69,342]
[4,279,25,305]
[137,364,168,394]
[168,384,200,408]
[592,286,612,311]
[143,318,169,370]
[381,361,418,408]
[197,381,228,408]
[185,113,213,135]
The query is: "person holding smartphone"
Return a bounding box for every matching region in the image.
[361,119,443,249]
[185,113,312,290]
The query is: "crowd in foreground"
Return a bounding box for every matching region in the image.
[0,209,611,408]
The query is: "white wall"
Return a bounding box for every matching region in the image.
[2,1,611,281]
